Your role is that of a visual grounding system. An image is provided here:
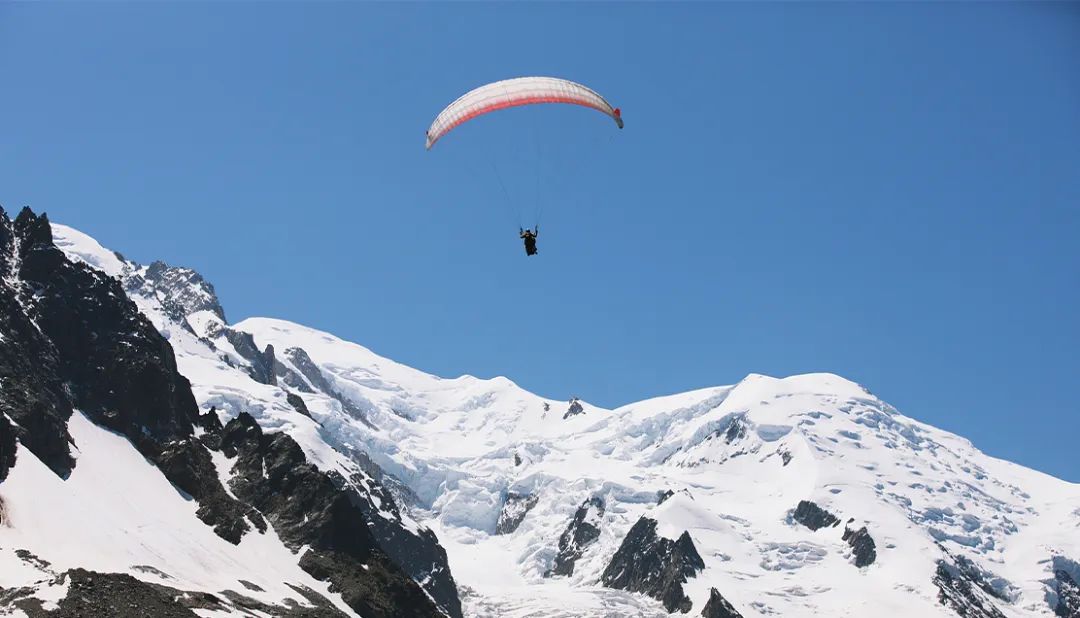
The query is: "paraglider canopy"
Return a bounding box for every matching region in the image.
[425,76,623,150]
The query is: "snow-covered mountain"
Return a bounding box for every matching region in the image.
[2,206,1078,617]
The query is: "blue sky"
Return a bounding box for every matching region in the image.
[1,3,1077,481]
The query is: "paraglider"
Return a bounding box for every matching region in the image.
[425,77,622,255]
[520,226,539,256]
[425,76,622,151]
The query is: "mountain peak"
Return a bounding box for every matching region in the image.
[26,218,1080,618]
[141,259,226,322]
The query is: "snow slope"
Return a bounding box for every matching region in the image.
[49,223,1080,618]
[236,319,1080,617]
[0,222,453,617]
[0,411,353,616]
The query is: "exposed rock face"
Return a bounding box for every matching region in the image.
[286,391,313,419]
[778,447,793,466]
[934,559,1008,618]
[1056,570,1080,617]
[938,551,1017,603]
[601,517,705,613]
[0,208,253,540]
[791,501,874,570]
[223,329,277,385]
[217,412,450,618]
[126,246,456,614]
[495,492,539,535]
[657,489,675,505]
[336,465,461,618]
[1051,557,1080,617]
[0,210,73,472]
[280,346,371,424]
[842,526,877,568]
[7,569,202,618]
[0,416,18,485]
[154,437,265,543]
[700,587,743,618]
[123,258,277,387]
[140,260,226,322]
[0,208,460,618]
[0,568,349,618]
[548,496,605,577]
[792,501,840,531]
[722,417,747,443]
[0,207,199,477]
[563,398,584,419]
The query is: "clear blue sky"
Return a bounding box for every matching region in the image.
[2,3,1077,481]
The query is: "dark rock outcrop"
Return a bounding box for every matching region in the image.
[700,587,743,618]
[563,398,584,419]
[0,416,17,485]
[657,489,675,505]
[548,496,605,577]
[938,551,1016,603]
[0,209,254,544]
[129,254,452,610]
[1051,557,1080,617]
[283,346,335,392]
[792,500,840,531]
[722,417,746,444]
[0,213,83,476]
[333,464,461,618]
[155,437,265,543]
[286,392,313,419]
[18,209,199,448]
[0,568,350,618]
[602,517,705,613]
[0,207,200,477]
[6,569,202,618]
[141,260,226,322]
[0,208,459,618]
[495,492,539,535]
[842,526,877,567]
[280,346,371,425]
[934,559,1007,618]
[778,448,793,466]
[223,329,277,385]
[218,412,451,618]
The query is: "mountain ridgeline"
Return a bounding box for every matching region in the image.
[0,208,457,618]
[1,206,1078,618]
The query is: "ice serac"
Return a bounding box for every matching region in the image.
[601,516,705,613]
